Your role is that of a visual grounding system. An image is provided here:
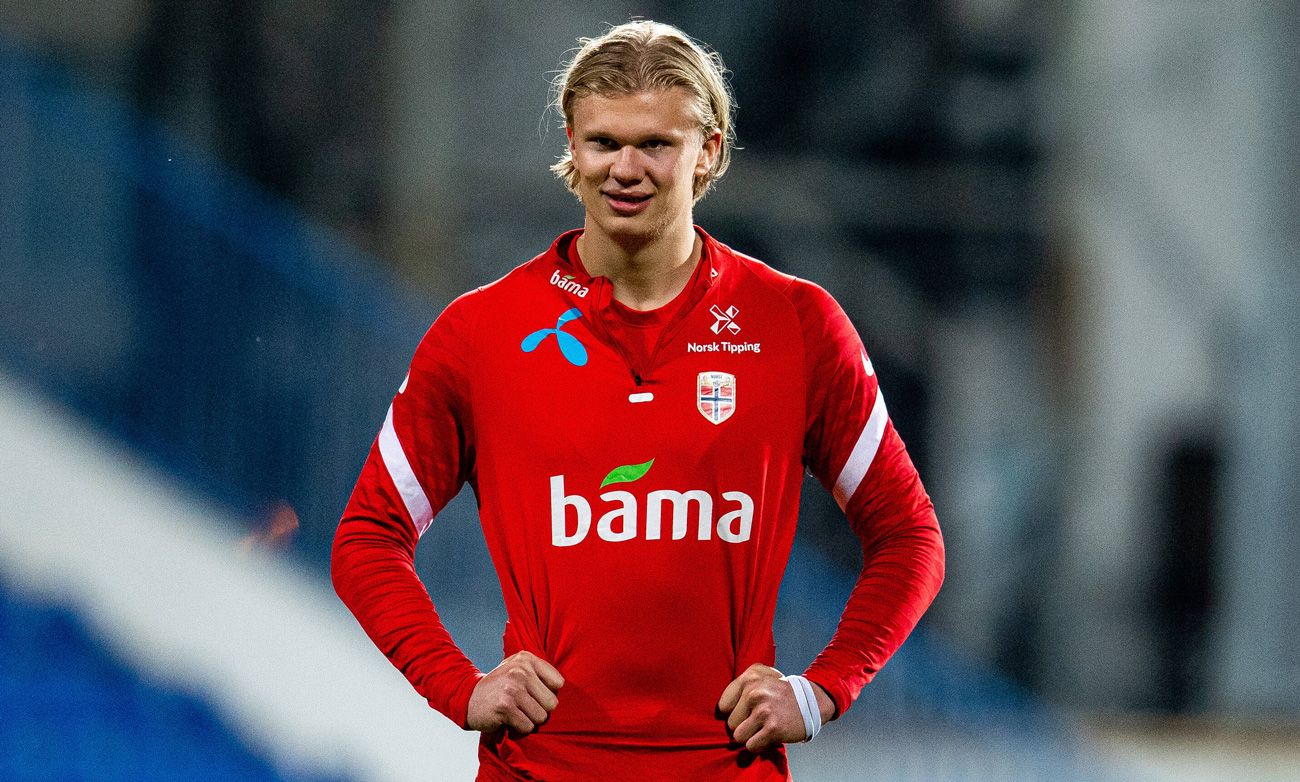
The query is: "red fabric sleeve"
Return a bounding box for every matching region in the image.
[330,293,484,728]
[790,281,945,719]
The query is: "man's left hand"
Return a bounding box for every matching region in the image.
[716,663,832,752]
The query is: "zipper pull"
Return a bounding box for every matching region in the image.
[633,371,643,386]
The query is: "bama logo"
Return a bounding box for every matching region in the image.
[550,270,589,298]
[550,458,754,546]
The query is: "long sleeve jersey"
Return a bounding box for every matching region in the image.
[331,228,944,781]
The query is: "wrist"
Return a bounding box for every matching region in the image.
[780,674,824,741]
[459,671,488,731]
[810,680,836,723]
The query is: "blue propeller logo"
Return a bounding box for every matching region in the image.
[521,307,588,366]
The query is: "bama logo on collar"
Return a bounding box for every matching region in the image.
[550,270,589,298]
[522,308,588,366]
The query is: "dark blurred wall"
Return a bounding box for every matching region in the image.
[1,0,146,90]
[132,0,390,256]
[3,1,391,255]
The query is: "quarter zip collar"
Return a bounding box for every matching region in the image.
[546,226,724,387]
[548,225,722,315]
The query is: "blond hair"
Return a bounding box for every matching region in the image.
[550,20,735,202]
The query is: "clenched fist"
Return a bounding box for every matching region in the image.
[717,663,835,752]
[466,651,565,735]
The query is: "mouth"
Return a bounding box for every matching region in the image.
[603,191,652,216]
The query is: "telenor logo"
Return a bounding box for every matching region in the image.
[551,458,755,546]
[522,308,588,366]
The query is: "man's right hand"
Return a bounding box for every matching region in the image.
[465,651,565,735]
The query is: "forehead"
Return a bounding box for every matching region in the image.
[570,88,702,137]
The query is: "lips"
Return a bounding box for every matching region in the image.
[603,191,652,216]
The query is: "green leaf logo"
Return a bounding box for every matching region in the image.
[564,274,575,281]
[600,458,655,488]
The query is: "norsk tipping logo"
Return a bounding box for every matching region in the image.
[550,458,755,546]
[710,304,740,334]
[522,308,588,366]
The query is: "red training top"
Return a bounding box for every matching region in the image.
[332,228,944,781]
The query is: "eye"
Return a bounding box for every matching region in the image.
[592,137,617,149]
[641,139,668,150]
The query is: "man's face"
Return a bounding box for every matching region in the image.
[568,88,720,247]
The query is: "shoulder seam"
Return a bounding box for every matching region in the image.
[724,247,803,301]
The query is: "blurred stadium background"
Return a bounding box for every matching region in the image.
[1,1,1297,780]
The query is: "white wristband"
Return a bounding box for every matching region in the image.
[780,674,822,741]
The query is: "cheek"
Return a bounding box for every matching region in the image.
[656,155,693,187]
[575,156,604,184]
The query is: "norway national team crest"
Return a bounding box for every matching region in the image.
[697,371,736,425]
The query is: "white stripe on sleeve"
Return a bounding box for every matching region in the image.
[832,387,888,510]
[377,403,434,537]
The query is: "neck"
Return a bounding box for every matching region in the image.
[577,219,700,311]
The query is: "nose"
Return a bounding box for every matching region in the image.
[609,145,642,183]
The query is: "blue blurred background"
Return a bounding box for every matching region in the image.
[1,2,1297,780]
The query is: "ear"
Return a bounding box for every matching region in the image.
[566,125,574,153]
[696,129,722,177]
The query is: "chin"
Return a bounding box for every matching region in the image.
[599,213,669,245]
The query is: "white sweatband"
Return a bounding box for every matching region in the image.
[780,675,822,741]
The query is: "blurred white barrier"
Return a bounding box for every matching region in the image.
[0,372,479,782]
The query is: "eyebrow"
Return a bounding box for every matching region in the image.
[579,129,679,144]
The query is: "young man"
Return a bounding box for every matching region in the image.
[332,21,944,781]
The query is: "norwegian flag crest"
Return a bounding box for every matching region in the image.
[697,371,736,425]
